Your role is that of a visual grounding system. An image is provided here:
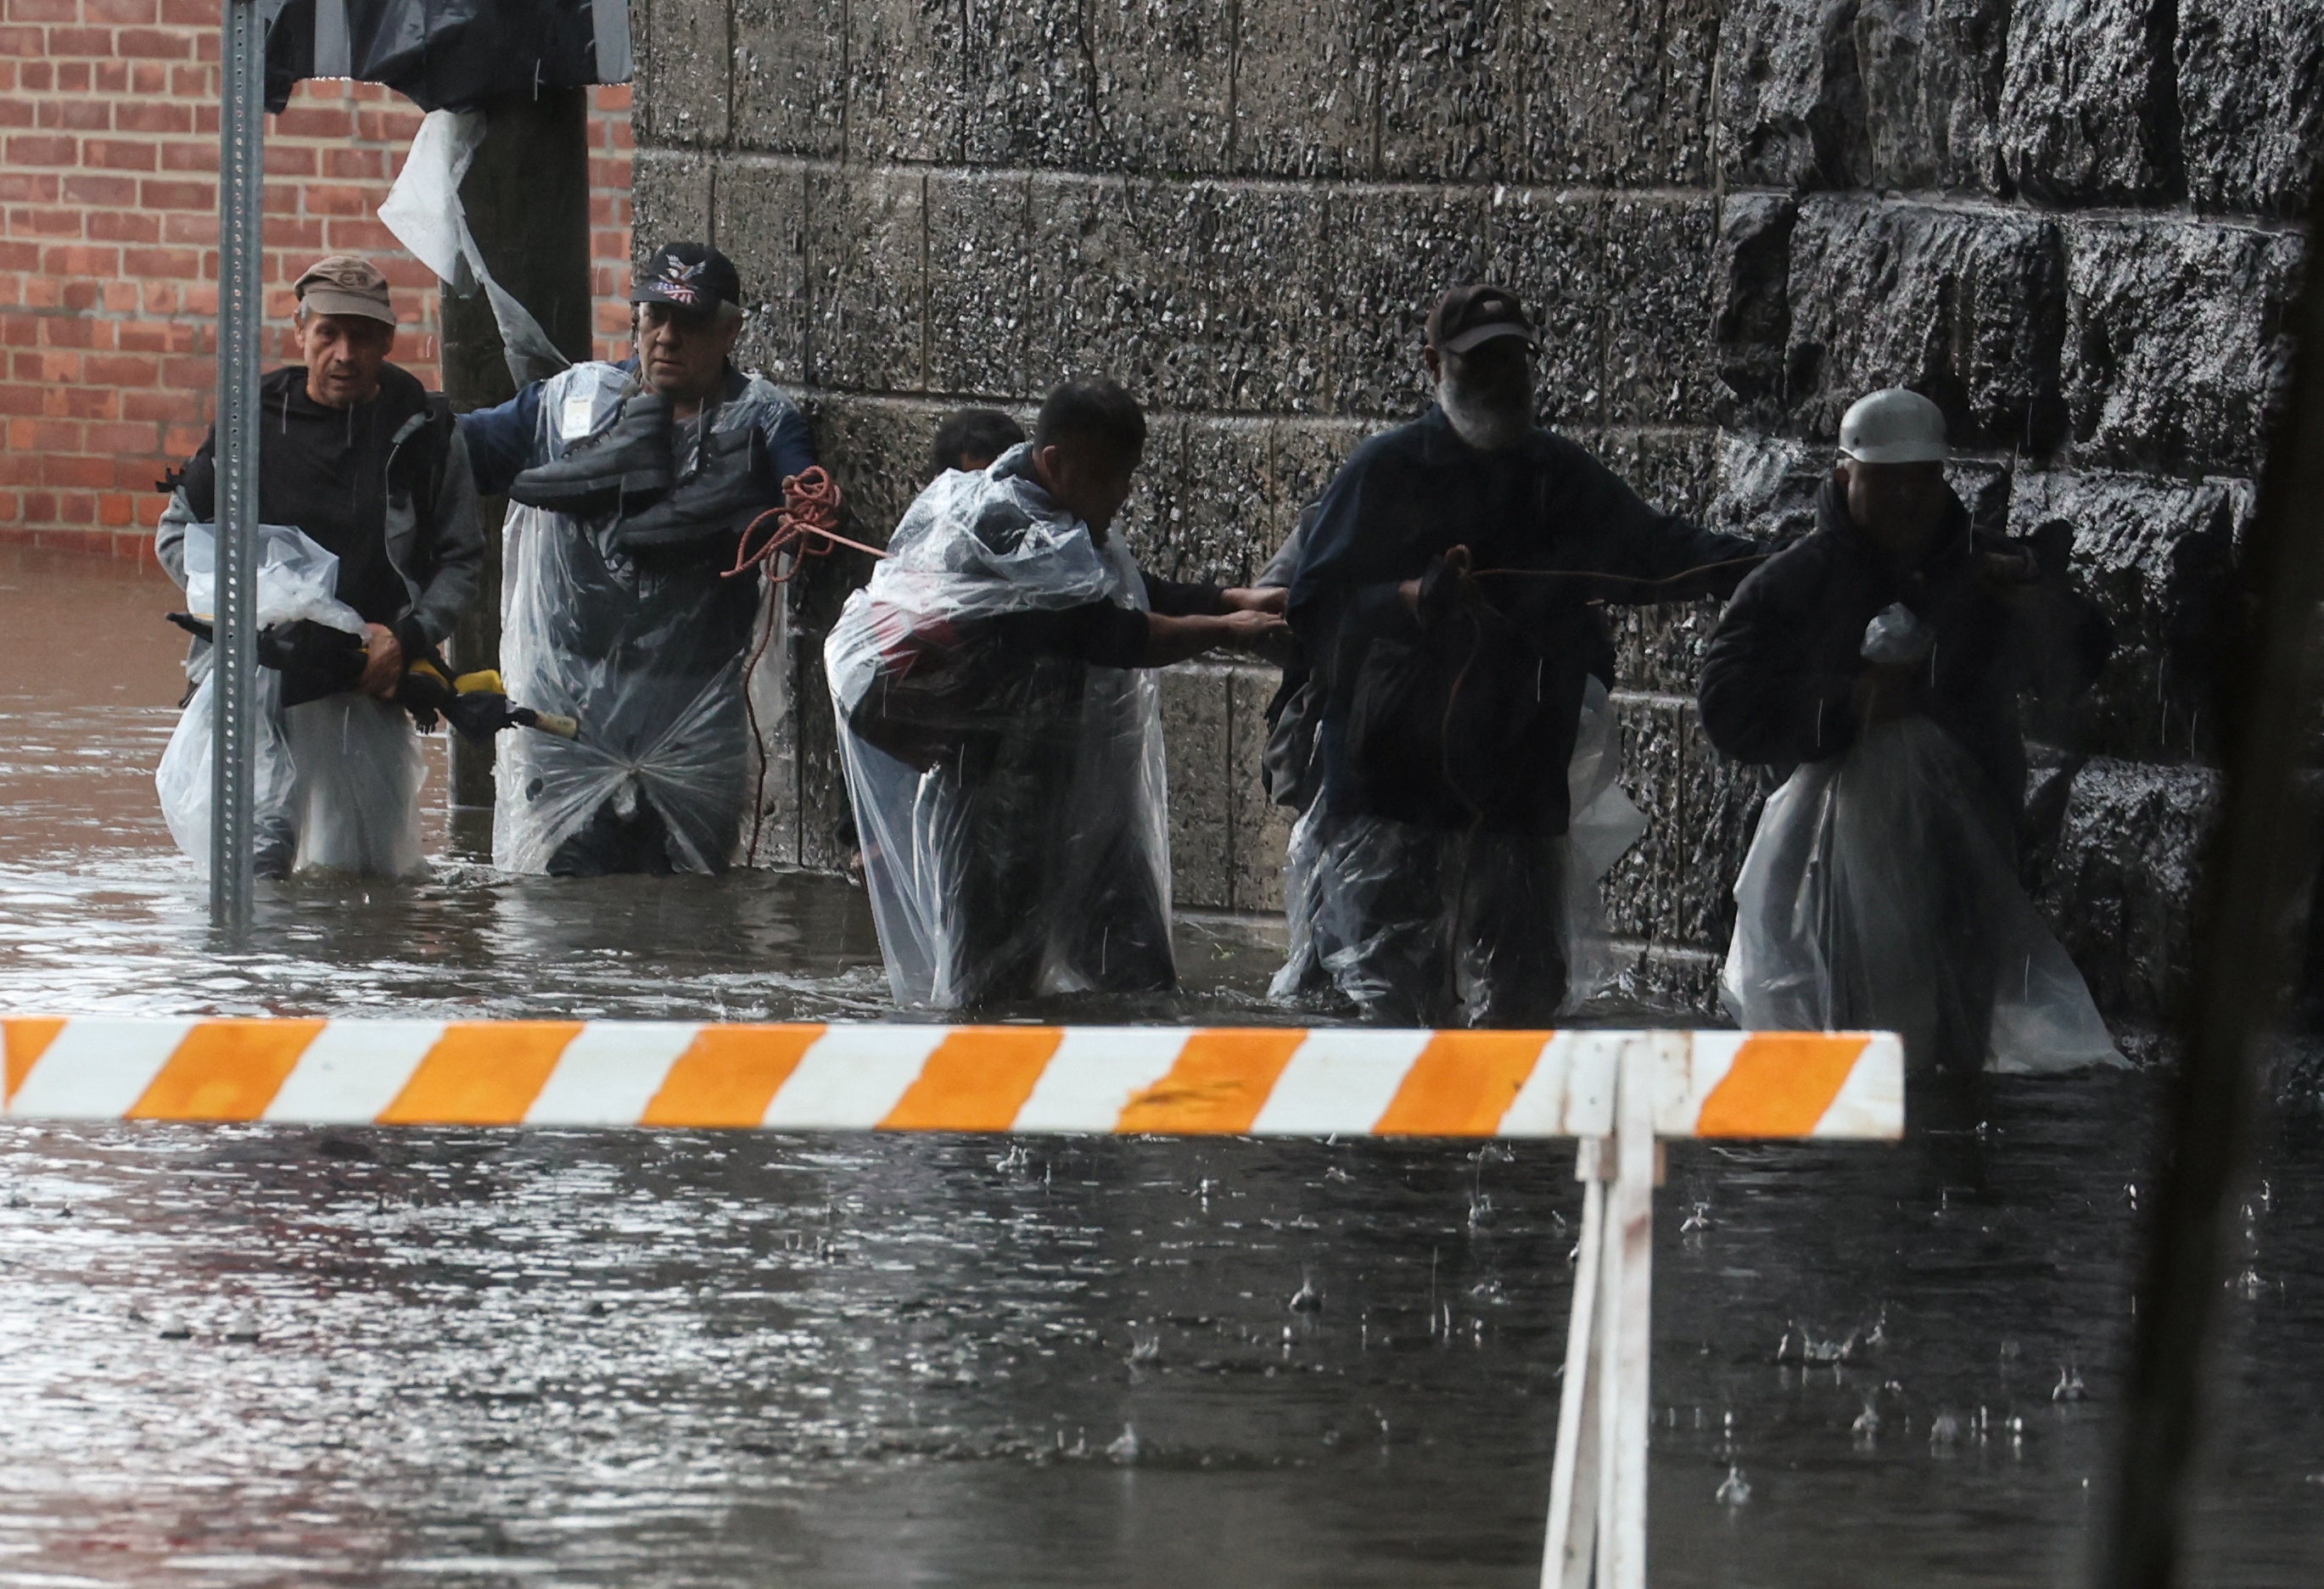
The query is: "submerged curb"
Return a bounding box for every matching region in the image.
[0,1020,1901,1139]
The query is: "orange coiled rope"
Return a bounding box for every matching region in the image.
[725,465,883,584]
[731,465,884,864]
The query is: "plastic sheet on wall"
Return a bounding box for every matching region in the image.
[824,454,1173,1009]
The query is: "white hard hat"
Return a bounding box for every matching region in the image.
[1839,388,1949,464]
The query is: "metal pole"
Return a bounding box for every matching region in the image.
[209,0,265,932]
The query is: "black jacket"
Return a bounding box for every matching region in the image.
[1697,479,2114,824]
[1289,406,1759,834]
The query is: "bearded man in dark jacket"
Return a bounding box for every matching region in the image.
[1277,285,1762,1027]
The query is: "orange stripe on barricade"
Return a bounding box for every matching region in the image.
[881,1027,1063,1132]
[1694,1033,1869,1137]
[1116,1029,1307,1134]
[641,1023,825,1127]
[377,1021,585,1126]
[128,1019,326,1122]
[1374,1031,1548,1136]
[3,1016,64,1105]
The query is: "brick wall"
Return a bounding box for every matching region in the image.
[633,0,2315,1039]
[0,0,636,557]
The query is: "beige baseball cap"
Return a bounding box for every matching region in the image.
[293,254,396,326]
[1840,388,1948,464]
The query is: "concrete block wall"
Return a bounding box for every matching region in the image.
[635,0,2316,1036]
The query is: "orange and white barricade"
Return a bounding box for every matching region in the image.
[1,1018,1903,1587]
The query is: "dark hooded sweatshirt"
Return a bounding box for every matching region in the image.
[1697,479,2114,827]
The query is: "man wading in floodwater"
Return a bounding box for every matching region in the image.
[1702,389,2121,1082]
[457,242,821,875]
[154,255,484,877]
[1276,285,1762,1027]
[826,378,1286,1008]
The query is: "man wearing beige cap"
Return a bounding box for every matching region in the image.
[154,254,483,876]
[1701,387,2119,1084]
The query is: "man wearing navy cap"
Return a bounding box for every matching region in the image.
[1276,283,1764,1027]
[458,241,822,875]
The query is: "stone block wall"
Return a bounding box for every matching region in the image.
[634,0,2316,1039]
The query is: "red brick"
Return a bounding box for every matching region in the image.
[52,59,85,92]
[323,218,396,251]
[83,421,152,453]
[87,136,158,170]
[36,98,110,131]
[0,242,37,271]
[4,132,76,165]
[7,205,81,237]
[84,350,160,387]
[0,98,29,128]
[138,177,213,210]
[8,0,79,23]
[298,182,373,217]
[87,210,160,244]
[321,147,384,181]
[61,282,100,311]
[62,172,137,205]
[99,281,137,313]
[261,216,322,252]
[89,0,161,20]
[44,453,116,488]
[123,387,199,422]
[42,241,119,276]
[160,355,212,387]
[16,57,46,87]
[160,212,213,245]
[160,139,217,171]
[45,26,110,54]
[0,25,42,54]
[113,99,188,135]
[264,144,315,176]
[0,383,40,417]
[97,490,137,527]
[54,491,95,526]
[272,104,351,140]
[161,422,205,456]
[18,490,55,520]
[9,417,81,450]
[0,171,59,202]
[120,245,198,277]
[158,0,207,22]
[114,27,188,59]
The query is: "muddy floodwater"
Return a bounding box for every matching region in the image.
[0,551,2317,1587]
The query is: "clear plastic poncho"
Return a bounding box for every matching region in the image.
[155,523,427,879]
[1270,677,1647,1025]
[1719,605,2121,1073]
[825,450,1173,1009]
[495,361,790,874]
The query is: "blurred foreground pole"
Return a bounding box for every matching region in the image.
[439,90,594,849]
[209,0,266,933]
[2095,165,2324,1587]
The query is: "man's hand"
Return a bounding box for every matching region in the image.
[1977,547,2042,607]
[1212,609,1290,651]
[1851,661,1923,728]
[1400,544,1474,615]
[360,623,404,698]
[1221,585,1288,615]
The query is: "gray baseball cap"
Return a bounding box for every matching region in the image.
[294,254,396,326]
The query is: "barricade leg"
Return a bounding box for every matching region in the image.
[1541,1137,1607,1589]
[1541,1037,1664,1589]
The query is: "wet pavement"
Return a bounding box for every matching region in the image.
[0,551,2317,1586]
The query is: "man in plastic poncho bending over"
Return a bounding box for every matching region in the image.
[1700,389,2120,1083]
[459,241,818,875]
[155,254,483,877]
[827,378,1287,1009]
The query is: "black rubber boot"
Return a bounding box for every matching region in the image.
[612,423,772,548]
[508,390,675,513]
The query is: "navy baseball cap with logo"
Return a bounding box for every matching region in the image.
[1425,283,1541,354]
[630,241,742,313]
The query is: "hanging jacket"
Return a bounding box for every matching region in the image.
[1697,478,2114,826]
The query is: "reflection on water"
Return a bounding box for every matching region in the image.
[0,551,2316,1586]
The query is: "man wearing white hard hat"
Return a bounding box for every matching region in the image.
[1699,387,2120,1084]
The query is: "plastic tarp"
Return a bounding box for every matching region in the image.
[494,362,787,876]
[825,452,1172,1009]
[1719,605,2121,1073]
[1270,678,1645,1026]
[264,0,630,113]
[156,523,427,879]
